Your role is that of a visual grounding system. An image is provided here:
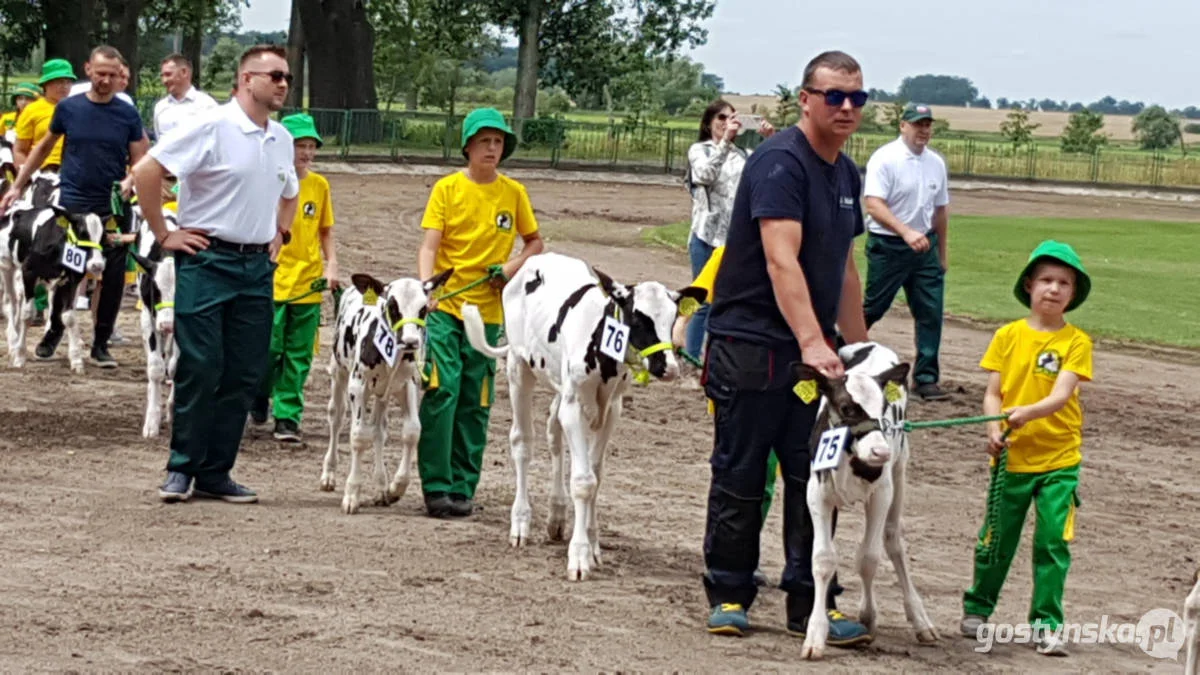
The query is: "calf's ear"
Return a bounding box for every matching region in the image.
[592,266,630,300]
[423,267,454,294]
[874,362,911,389]
[351,273,386,300]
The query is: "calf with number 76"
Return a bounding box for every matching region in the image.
[793,340,939,659]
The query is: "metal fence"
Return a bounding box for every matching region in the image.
[135,103,1200,190]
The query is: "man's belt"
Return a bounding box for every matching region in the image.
[208,237,270,254]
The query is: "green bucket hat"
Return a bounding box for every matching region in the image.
[1014,240,1091,312]
[460,107,516,161]
[38,59,77,85]
[10,82,41,102]
[281,113,323,148]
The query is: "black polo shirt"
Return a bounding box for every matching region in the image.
[707,126,864,356]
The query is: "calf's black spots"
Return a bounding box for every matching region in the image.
[842,344,876,371]
[360,318,385,369]
[583,301,620,383]
[524,270,545,295]
[548,283,596,343]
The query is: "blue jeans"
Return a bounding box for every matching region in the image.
[686,234,715,359]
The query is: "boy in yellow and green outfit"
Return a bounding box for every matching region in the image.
[3,82,50,322]
[416,107,544,518]
[252,113,339,443]
[961,240,1094,657]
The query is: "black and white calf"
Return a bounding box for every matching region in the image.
[795,341,938,659]
[1184,569,1200,675]
[0,205,106,372]
[461,251,705,580]
[129,205,180,437]
[320,269,453,514]
[0,137,15,191]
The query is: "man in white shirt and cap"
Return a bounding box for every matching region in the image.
[132,44,300,505]
[153,53,219,140]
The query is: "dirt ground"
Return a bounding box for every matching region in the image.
[1,171,1197,672]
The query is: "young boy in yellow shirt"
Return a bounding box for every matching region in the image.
[416,107,544,518]
[252,113,339,443]
[961,240,1094,657]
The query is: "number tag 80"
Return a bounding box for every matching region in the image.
[811,427,849,472]
[61,244,86,273]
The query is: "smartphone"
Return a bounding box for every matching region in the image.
[735,114,763,135]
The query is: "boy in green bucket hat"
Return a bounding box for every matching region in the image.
[251,113,340,443]
[5,79,52,322]
[415,107,544,518]
[15,59,75,171]
[961,240,1094,657]
[2,82,41,136]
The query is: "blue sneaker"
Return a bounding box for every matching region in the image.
[788,609,874,647]
[158,471,193,503]
[193,477,259,504]
[707,603,750,636]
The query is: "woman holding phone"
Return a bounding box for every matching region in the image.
[683,99,774,361]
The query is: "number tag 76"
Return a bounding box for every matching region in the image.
[598,315,629,361]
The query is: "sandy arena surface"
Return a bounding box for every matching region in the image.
[1,171,1197,672]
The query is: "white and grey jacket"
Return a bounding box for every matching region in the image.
[685,139,749,248]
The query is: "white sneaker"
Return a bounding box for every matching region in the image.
[960,614,987,637]
[1036,634,1069,656]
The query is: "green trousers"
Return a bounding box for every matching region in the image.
[962,463,1080,630]
[261,302,322,424]
[34,284,47,312]
[167,248,274,481]
[418,310,501,499]
[863,232,945,385]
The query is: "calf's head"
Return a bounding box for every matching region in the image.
[352,268,453,353]
[30,171,60,208]
[131,250,177,334]
[592,267,707,382]
[50,207,106,277]
[794,359,910,468]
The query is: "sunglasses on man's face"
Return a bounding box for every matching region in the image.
[804,88,869,108]
[247,70,294,86]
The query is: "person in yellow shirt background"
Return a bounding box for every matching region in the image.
[2,82,41,141]
[13,59,74,170]
[251,113,339,444]
[960,240,1093,657]
[416,107,544,519]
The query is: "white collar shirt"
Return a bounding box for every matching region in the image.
[148,100,300,245]
[153,86,219,140]
[863,137,950,236]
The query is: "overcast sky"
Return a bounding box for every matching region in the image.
[241,0,1195,108]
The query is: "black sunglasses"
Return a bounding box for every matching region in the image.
[804,88,869,108]
[247,70,294,86]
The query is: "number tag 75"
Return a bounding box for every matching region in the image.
[811,427,849,472]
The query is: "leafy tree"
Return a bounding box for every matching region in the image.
[974,96,991,109]
[0,0,43,91]
[896,74,978,106]
[999,108,1040,148]
[768,83,796,128]
[1182,106,1200,120]
[1183,123,1200,135]
[1060,109,1107,153]
[1132,105,1181,150]
[882,101,906,133]
[1068,102,1085,113]
[996,97,1010,109]
[868,88,898,103]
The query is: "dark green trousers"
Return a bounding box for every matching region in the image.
[863,232,945,385]
[167,247,274,481]
[417,311,502,500]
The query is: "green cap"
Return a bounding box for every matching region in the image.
[38,59,77,85]
[1014,240,1091,312]
[281,113,323,148]
[460,107,516,161]
[10,82,41,102]
[901,103,935,123]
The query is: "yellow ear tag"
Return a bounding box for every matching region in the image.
[678,296,701,317]
[885,381,903,403]
[105,217,119,232]
[362,288,379,305]
[634,370,651,386]
[56,216,70,229]
[793,379,818,404]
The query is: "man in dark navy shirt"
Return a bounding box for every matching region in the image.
[701,51,873,646]
[2,46,147,368]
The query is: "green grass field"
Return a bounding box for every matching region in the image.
[641,216,1200,348]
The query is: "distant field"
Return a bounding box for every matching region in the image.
[723,95,1200,145]
[642,216,1200,349]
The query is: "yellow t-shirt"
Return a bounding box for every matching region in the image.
[691,245,725,303]
[274,171,334,303]
[164,200,178,213]
[13,97,64,168]
[420,170,538,323]
[1,111,16,131]
[981,318,1094,473]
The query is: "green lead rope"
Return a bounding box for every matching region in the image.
[279,277,331,304]
[983,427,1015,565]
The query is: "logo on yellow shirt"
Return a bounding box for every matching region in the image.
[496,210,513,231]
[1035,349,1062,376]
[303,201,316,218]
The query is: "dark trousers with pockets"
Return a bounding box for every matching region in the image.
[863,232,945,385]
[167,246,274,484]
[702,336,842,620]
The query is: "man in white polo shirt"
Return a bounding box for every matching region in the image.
[862,102,951,401]
[132,44,299,504]
[153,53,218,140]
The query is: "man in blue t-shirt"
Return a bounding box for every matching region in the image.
[1,46,147,368]
[700,51,874,645]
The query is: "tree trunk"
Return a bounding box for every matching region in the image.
[405,89,419,111]
[182,0,204,88]
[297,0,380,142]
[285,0,306,109]
[512,0,542,120]
[105,0,144,95]
[43,0,93,79]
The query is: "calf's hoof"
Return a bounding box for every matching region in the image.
[374,492,399,507]
[387,480,408,501]
[916,627,939,643]
[319,473,336,491]
[567,543,592,581]
[800,641,825,660]
[546,514,566,542]
[510,521,530,548]
[342,494,360,514]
